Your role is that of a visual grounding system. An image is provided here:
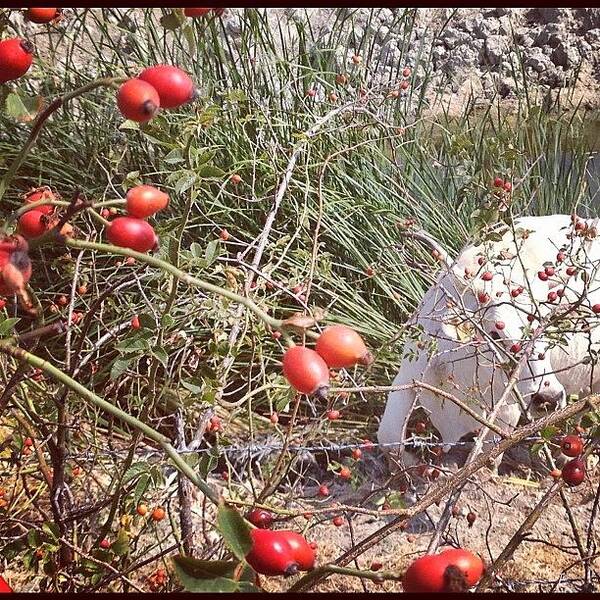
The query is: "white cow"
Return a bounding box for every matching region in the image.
[378,214,600,464]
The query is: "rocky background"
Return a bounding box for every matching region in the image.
[220,8,600,113]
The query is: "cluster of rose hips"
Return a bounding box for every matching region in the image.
[106,185,169,253]
[147,568,169,591]
[552,434,586,487]
[17,187,73,240]
[116,65,196,123]
[492,176,512,193]
[245,509,317,576]
[281,325,372,398]
[245,528,315,577]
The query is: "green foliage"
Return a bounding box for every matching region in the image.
[1,7,599,593]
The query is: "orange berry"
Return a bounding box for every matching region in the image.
[151,506,166,521]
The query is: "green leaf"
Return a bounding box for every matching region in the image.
[119,120,140,131]
[152,346,169,368]
[123,461,150,483]
[181,380,203,395]
[216,503,253,561]
[115,337,149,353]
[161,314,175,328]
[111,528,130,557]
[0,317,19,337]
[5,92,41,122]
[204,238,221,266]
[172,556,258,593]
[42,522,60,541]
[198,449,219,478]
[175,172,198,195]
[198,164,225,179]
[160,9,185,30]
[133,473,150,505]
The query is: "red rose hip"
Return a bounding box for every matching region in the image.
[107,217,157,253]
[139,65,195,109]
[117,79,160,123]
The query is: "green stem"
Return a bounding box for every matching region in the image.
[289,564,402,591]
[0,77,126,203]
[0,342,220,505]
[64,237,285,331]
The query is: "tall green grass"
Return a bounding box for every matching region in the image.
[1,7,598,428]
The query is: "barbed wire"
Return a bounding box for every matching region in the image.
[56,434,548,463]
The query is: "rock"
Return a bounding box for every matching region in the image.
[584,28,600,45]
[483,35,509,67]
[474,18,501,39]
[498,78,516,98]
[440,27,471,49]
[551,42,581,68]
[524,47,553,72]
[530,8,569,24]
[533,24,564,48]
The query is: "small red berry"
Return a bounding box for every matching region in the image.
[510,342,521,353]
[219,228,230,241]
[511,287,523,298]
[562,458,585,487]
[493,177,504,188]
[481,271,493,281]
[545,266,555,277]
[339,466,351,480]
[495,321,505,330]
[131,315,141,330]
[99,538,111,549]
[547,291,558,302]
[477,291,489,304]
[402,66,411,77]
[414,421,427,434]
[24,437,33,447]
[269,412,279,424]
[332,516,344,527]
[352,448,362,460]
[318,484,330,497]
[556,252,566,262]
[538,271,548,281]
[503,181,512,192]
[593,304,600,314]
[247,509,274,529]
[326,409,340,421]
[561,435,583,457]
[566,267,577,276]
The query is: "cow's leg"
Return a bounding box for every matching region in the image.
[378,342,429,469]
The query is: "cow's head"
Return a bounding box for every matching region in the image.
[441,253,566,415]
